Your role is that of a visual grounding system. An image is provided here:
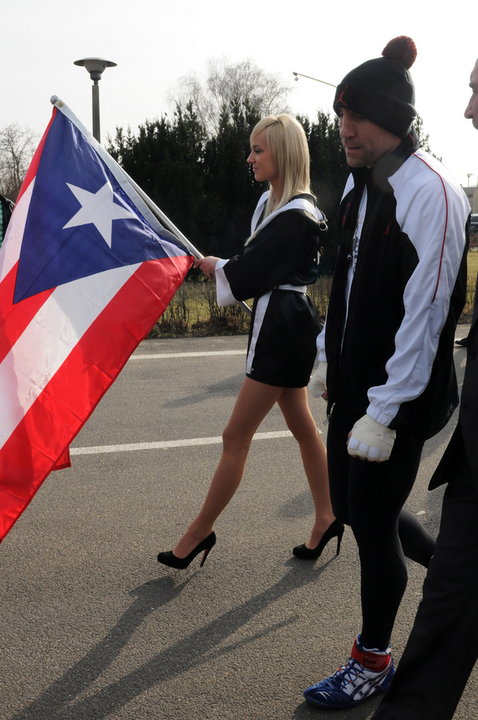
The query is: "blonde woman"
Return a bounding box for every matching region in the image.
[157,114,342,569]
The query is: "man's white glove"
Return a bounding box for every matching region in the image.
[347,414,396,462]
[309,362,327,398]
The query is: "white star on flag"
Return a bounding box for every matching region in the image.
[63,181,135,248]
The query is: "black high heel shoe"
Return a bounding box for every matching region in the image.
[293,519,344,560]
[157,532,216,569]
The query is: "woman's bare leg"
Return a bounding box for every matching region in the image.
[277,387,334,548]
[173,377,282,558]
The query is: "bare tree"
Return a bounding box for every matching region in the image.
[0,123,37,200]
[172,58,291,134]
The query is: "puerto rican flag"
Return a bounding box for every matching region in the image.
[0,99,193,541]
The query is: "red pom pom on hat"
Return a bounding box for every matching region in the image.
[382,36,417,69]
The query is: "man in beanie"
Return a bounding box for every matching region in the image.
[303,37,470,710]
[370,57,478,720]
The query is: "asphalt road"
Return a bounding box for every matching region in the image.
[1,333,476,720]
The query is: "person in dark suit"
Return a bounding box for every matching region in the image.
[371,56,478,720]
[0,194,14,247]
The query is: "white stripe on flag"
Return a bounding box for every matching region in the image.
[0,179,34,280]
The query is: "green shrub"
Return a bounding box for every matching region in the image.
[149,275,333,338]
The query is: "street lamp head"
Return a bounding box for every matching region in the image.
[74,57,117,82]
[74,57,116,142]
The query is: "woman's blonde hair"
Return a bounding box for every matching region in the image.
[250,113,312,218]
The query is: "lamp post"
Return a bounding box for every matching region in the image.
[292,71,336,89]
[465,173,478,213]
[74,57,117,142]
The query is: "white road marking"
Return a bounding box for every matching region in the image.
[131,350,246,360]
[71,430,292,456]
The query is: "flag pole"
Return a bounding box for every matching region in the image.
[122,172,204,259]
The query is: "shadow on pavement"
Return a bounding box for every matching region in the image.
[12,559,336,720]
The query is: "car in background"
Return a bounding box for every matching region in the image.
[471,214,478,248]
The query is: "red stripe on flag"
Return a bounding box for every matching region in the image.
[16,109,57,204]
[0,255,191,541]
[0,263,55,363]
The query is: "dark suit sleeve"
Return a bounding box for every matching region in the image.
[221,212,319,302]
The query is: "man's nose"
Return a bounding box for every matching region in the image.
[340,116,354,138]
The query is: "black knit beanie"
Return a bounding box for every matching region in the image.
[333,36,417,138]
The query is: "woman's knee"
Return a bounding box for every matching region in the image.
[222,423,253,455]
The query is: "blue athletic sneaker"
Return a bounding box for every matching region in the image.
[304,637,395,709]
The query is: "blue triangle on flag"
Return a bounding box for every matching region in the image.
[14,111,178,303]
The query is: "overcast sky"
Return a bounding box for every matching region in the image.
[2,0,477,187]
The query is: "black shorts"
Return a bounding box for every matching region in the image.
[246,289,320,388]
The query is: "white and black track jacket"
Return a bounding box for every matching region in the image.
[319,138,470,440]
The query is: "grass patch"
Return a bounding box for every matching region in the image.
[149,250,475,338]
[149,275,332,338]
[463,249,478,321]
[149,280,250,338]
